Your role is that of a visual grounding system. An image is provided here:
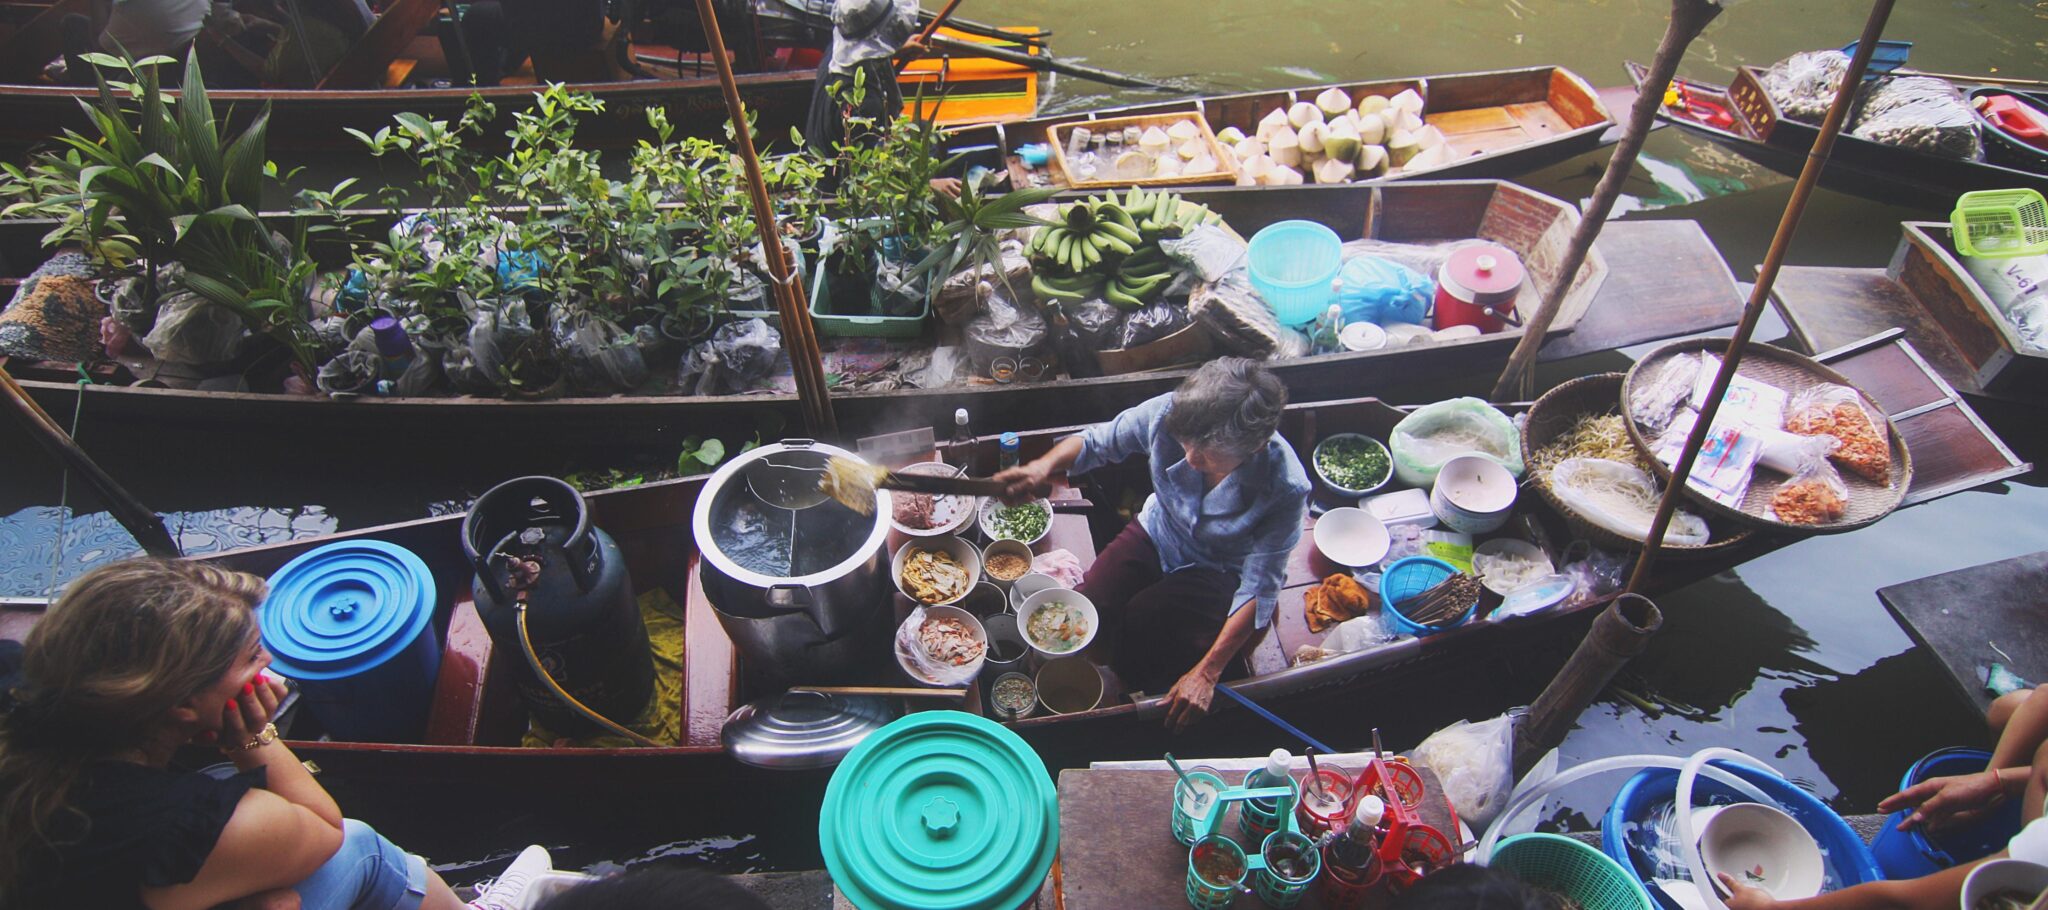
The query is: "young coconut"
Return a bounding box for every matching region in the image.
[1240,153,1275,181]
[1258,107,1292,139]
[1272,164,1306,186]
[1179,137,1207,160]
[1390,88,1425,115]
[1396,109,1425,134]
[1323,118,1362,163]
[1187,153,1218,174]
[1216,125,1248,145]
[1358,95,1391,115]
[1404,144,1450,172]
[1154,156,1183,178]
[1386,129,1421,168]
[1313,157,1355,185]
[1414,125,1447,151]
[1236,136,1268,160]
[1297,121,1327,156]
[1356,112,1387,146]
[1166,119,1202,142]
[1268,125,1302,168]
[1288,101,1324,130]
[1139,126,1172,156]
[1377,108,1401,134]
[1316,87,1353,118]
[1356,144,1390,178]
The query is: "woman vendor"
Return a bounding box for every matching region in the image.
[996,358,1310,732]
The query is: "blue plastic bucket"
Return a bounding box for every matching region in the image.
[1871,748,2023,879]
[1247,220,1343,326]
[261,540,441,743]
[1381,556,1476,637]
[1602,761,1883,910]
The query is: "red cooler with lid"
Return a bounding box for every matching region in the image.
[1433,244,1525,332]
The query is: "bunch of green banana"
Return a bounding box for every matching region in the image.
[1026,189,1230,309]
[1027,196,1144,277]
[1118,186,1225,242]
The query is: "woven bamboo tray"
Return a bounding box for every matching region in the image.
[1620,339,1912,535]
[1521,373,1756,559]
[1046,111,1239,189]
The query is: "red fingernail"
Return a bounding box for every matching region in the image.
[244,682,255,695]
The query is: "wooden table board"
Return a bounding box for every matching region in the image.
[1537,219,1744,362]
[1056,761,1458,910]
[1878,551,2048,715]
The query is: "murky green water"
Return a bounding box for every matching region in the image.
[4,0,2047,880]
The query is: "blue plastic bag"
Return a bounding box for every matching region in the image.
[1336,256,1432,326]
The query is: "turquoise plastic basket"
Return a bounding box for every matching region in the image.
[1381,556,1475,636]
[1247,220,1343,326]
[1492,833,1654,910]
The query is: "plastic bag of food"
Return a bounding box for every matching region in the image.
[1293,613,1404,665]
[2009,298,2048,354]
[141,290,248,366]
[1550,457,1712,547]
[1628,351,1703,437]
[1067,297,1126,350]
[894,606,984,686]
[1390,397,1525,486]
[680,317,782,395]
[965,292,1048,352]
[1760,50,1850,123]
[1116,300,1191,349]
[1558,542,1629,610]
[1850,76,1982,160]
[873,253,929,317]
[1783,382,1892,484]
[935,238,1031,327]
[552,309,648,394]
[1190,270,1308,359]
[1336,256,1433,326]
[1769,457,1849,525]
[1414,713,1517,828]
[1161,224,1249,283]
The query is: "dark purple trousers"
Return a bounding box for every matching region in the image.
[1078,521,1245,694]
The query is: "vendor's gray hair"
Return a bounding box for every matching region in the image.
[1164,358,1287,459]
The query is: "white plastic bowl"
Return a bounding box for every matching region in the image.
[1007,573,1062,612]
[1430,453,1518,534]
[1017,587,1099,659]
[980,498,1054,546]
[1312,507,1392,568]
[888,462,978,537]
[892,535,983,606]
[895,605,988,686]
[1700,803,1824,900]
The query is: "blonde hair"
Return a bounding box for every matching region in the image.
[0,558,268,899]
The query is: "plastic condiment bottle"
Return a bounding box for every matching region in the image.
[998,433,1022,471]
[1325,795,1387,883]
[947,409,975,472]
[1246,748,1293,812]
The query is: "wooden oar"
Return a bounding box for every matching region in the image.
[790,685,967,700]
[0,364,181,558]
[925,34,1188,93]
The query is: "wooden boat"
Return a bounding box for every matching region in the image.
[1770,220,2048,404]
[944,65,1617,190]
[0,332,2021,854]
[0,0,1043,154]
[1624,62,2048,210]
[0,180,1747,447]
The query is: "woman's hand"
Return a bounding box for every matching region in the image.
[993,459,1054,504]
[1163,667,1220,733]
[1878,770,2007,833]
[1716,874,1780,910]
[220,673,288,760]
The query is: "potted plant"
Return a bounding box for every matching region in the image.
[824,73,951,317]
[910,172,1058,304]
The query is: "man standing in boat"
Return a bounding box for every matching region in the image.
[997,358,1311,732]
[801,0,958,197]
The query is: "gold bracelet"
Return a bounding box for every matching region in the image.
[222,722,280,754]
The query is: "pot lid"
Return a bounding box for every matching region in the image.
[1441,244,1525,296]
[821,711,1058,910]
[722,691,898,769]
[260,540,437,681]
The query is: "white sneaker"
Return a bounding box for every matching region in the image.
[469,845,553,910]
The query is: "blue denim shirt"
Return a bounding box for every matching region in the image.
[1071,393,1311,628]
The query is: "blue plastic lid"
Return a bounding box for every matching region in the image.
[260,540,437,681]
[820,711,1058,910]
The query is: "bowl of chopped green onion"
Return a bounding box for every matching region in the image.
[1312,433,1393,497]
[980,498,1053,546]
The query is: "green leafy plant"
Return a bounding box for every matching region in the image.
[676,435,729,476]
[911,172,1056,298]
[828,72,951,274]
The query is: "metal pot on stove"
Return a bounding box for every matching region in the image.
[693,439,894,684]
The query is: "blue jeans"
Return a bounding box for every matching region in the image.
[293,819,429,910]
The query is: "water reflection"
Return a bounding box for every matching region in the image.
[0,505,336,596]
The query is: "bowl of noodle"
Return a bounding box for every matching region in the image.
[892,535,982,606]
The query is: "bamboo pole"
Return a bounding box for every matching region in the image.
[692,0,836,436]
[0,366,182,558]
[1514,594,1663,776]
[1624,0,1896,595]
[1490,0,1724,401]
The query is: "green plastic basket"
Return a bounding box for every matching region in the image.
[1951,189,2048,258]
[1490,834,1654,910]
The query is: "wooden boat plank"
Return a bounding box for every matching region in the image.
[1879,551,2048,716]
[1428,106,1522,134]
[1537,220,1742,361]
[1056,764,1457,909]
[1504,100,1574,137]
[683,558,735,748]
[1444,124,1549,160]
[1769,265,1984,393]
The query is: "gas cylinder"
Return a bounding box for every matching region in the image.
[463,476,653,737]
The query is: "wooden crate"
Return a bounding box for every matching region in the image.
[1046,111,1239,189]
[1894,222,2048,399]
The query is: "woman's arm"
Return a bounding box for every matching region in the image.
[995,436,1082,503]
[139,789,343,910]
[1719,857,1981,910]
[1163,603,1258,733]
[222,674,342,828]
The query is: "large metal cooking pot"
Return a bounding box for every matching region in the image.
[693,439,893,683]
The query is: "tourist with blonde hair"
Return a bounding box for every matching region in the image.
[0,557,549,910]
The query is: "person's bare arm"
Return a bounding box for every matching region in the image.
[1994,689,2048,770]
[1719,858,1983,910]
[994,435,1083,503]
[223,675,342,828]
[139,790,344,910]
[1162,602,1257,733]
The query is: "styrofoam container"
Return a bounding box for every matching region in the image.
[1362,487,1437,529]
[1430,454,1518,534]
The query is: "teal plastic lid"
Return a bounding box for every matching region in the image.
[820,711,1058,910]
[260,540,437,681]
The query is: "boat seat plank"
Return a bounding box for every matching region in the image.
[1828,339,1951,416]
[1055,765,1456,909]
[1814,332,2030,506]
[1428,106,1521,135]
[1446,125,1545,160]
[1770,266,1981,393]
[682,556,735,748]
[1879,551,2048,716]
[1538,220,1743,361]
[423,599,525,746]
[1504,101,1572,136]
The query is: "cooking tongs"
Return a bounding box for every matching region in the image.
[747,455,1008,511]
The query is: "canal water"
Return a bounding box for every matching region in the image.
[4,0,2047,881]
